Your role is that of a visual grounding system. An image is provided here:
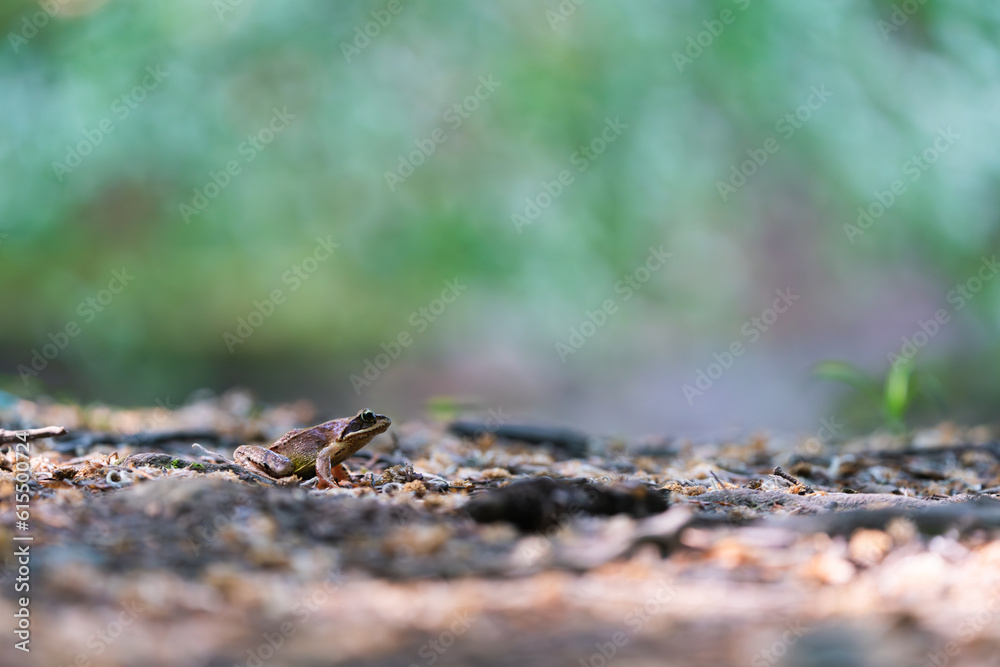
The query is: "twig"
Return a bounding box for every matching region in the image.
[772,466,799,485]
[0,426,67,444]
[772,466,815,494]
[709,470,725,490]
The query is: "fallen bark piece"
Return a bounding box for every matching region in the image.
[681,487,998,536]
[48,429,234,453]
[121,452,280,486]
[467,477,669,532]
[778,496,1000,536]
[448,421,590,456]
[0,425,67,444]
[686,488,986,514]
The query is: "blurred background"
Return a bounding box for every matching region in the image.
[2,0,999,439]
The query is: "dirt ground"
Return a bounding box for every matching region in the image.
[3,392,1000,666]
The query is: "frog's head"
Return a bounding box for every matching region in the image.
[336,409,391,444]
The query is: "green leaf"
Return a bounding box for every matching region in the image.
[812,360,881,400]
[883,359,914,429]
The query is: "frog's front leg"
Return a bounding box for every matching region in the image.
[316,443,354,488]
[234,445,296,480]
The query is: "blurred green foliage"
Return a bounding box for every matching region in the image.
[813,358,945,434]
[2,0,1000,425]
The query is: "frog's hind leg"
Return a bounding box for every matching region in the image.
[234,445,294,479]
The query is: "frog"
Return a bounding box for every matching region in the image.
[234,409,390,487]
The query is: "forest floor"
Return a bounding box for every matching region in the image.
[2,391,1000,667]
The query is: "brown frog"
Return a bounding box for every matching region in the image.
[234,409,390,487]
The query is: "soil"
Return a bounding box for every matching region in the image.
[2,391,1000,666]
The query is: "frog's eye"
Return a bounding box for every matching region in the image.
[361,409,375,423]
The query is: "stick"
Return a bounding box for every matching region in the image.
[771,466,796,483]
[0,426,67,444]
[772,466,815,493]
